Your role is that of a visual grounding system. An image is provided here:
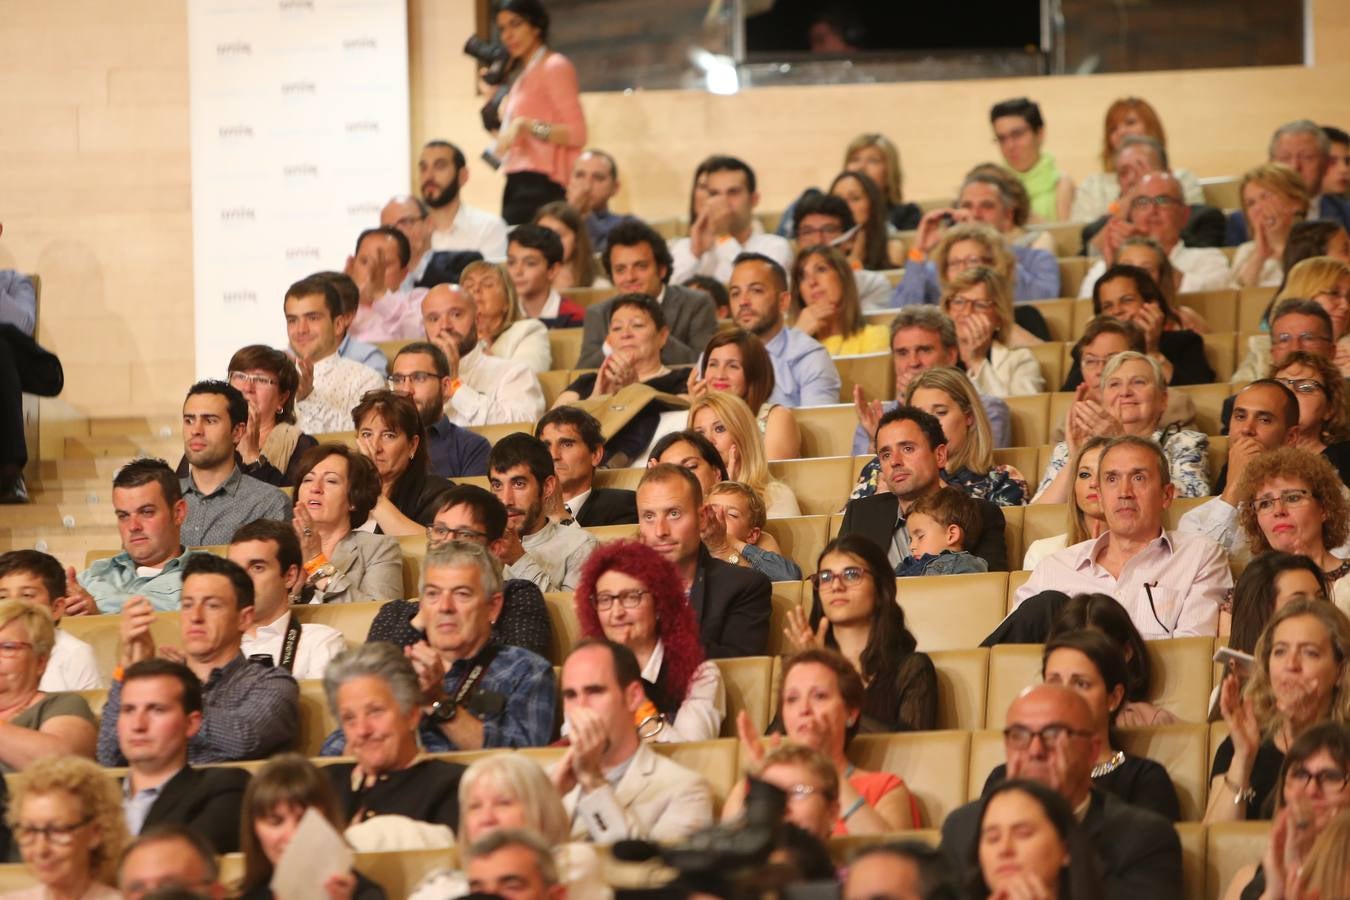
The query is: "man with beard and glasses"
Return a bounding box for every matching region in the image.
[488,433,597,593]
[419,139,509,261]
[386,342,490,478]
[177,381,289,547]
[417,284,545,426]
[728,252,840,407]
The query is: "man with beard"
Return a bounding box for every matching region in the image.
[418,284,545,426]
[488,433,596,593]
[177,381,289,547]
[419,140,508,261]
[727,252,840,407]
[387,342,490,477]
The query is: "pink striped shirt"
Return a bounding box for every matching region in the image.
[501,51,587,187]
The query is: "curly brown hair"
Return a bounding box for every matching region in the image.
[1236,446,1350,556]
[292,442,383,530]
[7,756,129,886]
[1271,350,1350,443]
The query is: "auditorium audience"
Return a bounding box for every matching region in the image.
[290,443,404,604]
[636,463,771,658]
[1272,351,1350,482]
[553,639,714,843]
[1228,121,1350,244]
[573,539,725,742]
[1232,293,1340,385]
[418,140,509,260]
[1224,552,1330,653]
[670,156,792,284]
[1229,163,1312,288]
[785,535,936,732]
[387,342,491,478]
[689,327,801,460]
[990,97,1075,222]
[1206,598,1350,822]
[222,344,319,486]
[1022,436,1111,570]
[789,192,894,309]
[0,550,99,691]
[789,246,890,355]
[0,600,96,772]
[893,217,1059,307]
[113,659,248,852]
[567,148,624,248]
[344,226,424,342]
[688,391,800,517]
[968,779,1105,899]
[828,170,904,269]
[508,224,585,328]
[284,276,384,435]
[702,481,803,582]
[534,201,607,290]
[728,253,842,407]
[99,554,299,765]
[5,755,126,900]
[354,387,459,535]
[536,407,636,526]
[460,260,553,373]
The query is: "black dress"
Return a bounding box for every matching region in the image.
[564,368,692,465]
[366,588,553,661]
[984,754,1181,822]
[859,653,938,733]
[384,467,455,528]
[323,758,466,831]
[1061,329,1214,389]
[1209,736,1285,820]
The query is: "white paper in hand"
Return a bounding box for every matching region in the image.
[270,807,355,900]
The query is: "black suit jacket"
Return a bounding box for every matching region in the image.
[941,789,1181,900]
[142,765,250,853]
[1081,203,1226,249]
[574,486,637,526]
[837,491,1008,572]
[688,546,771,658]
[575,283,719,369]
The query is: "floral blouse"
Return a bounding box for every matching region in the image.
[1032,427,1211,501]
[850,459,1029,506]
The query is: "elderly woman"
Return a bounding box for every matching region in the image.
[292,444,403,604]
[1022,436,1112,570]
[1234,259,1350,383]
[0,601,96,773]
[829,171,905,269]
[1230,163,1312,289]
[688,392,799,517]
[789,246,889,355]
[555,295,690,406]
[1034,351,1209,503]
[1227,552,1331,652]
[223,344,318,485]
[353,390,454,536]
[2,756,126,900]
[317,642,465,832]
[689,327,800,460]
[969,780,1104,900]
[408,755,608,900]
[1272,350,1350,483]
[940,266,1045,398]
[573,540,725,742]
[1205,598,1350,823]
[534,202,608,290]
[239,754,384,900]
[1236,447,1350,618]
[460,260,551,373]
[726,648,921,834]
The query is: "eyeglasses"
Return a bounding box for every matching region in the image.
[595,589,650,611]
[1002,724,1093,748]
[1080,353,1116,370]
[1252,488,1313,514]
[946,255,995,270]
[781,783,827,801]
[0,641,33,658]
[227,371,278,388]
[14,817,92,846]
[797,224,843,240]
[947,296,996,313]
[1276,377,1326,395]
[387,372,440,388]
[1129,195,1183,211]
[811,567,869,588]
[1287,766,1349,792]
[426,524,486,542]
[1273,331,1332,346]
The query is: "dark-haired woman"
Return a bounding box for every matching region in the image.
[1225,551,1330,653]
[353,391,455,537]
[783,535,937,732]
[969,780,1104,899]
[200,345,318,486]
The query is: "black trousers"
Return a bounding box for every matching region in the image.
[502,170,565,226]
[980,590,1070,646]
[0,324,63,468]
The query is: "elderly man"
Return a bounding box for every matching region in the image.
[1230,297,1336,384]
[567,148,626,247]
[343,226,425,342]
[999,435,1230,643]
[553,639,713,844]
[1077,171,1230,296]
[467,829,567,900]
[1228,120,1350,244]
[852,307,1011,454]
[940,684,1181,900]
[380,194,436,291]
[118,824,226,900]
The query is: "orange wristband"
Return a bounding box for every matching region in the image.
[303,553,330,576]
[907,247,927,263]
[112,665,125,683]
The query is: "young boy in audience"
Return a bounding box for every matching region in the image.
[896,487,988,576]
[703,481,802,582]
[0,549,101,690]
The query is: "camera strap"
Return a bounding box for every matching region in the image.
[277,615,302,673]
[449,644,502,710]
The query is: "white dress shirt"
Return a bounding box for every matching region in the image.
[241,611,348,680]
[447,343,546,426]
[40,629,102,691]
[514,520,598,592]
[430,203,509,261]
[670,231,793,285]
[1077,242,1230,297]
[295,352,385,434]
[642,641,725,743]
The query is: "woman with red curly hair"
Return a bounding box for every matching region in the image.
[573,540,726,742]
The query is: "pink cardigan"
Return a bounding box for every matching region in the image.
[501,51,587,187]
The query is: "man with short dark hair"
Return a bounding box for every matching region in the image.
[729,252,840,407]
[344,226,426,342]
[940,685,1182,900]
[488,434,597,592]
[179,381,289,547]
[845,841,959,900]
[419,139,508,260]
[568,149,625,247]
[839,406,1008,571]
[98,554,299,764]
[310,271,388,375]
[671,156,792,283]
[284,276,383,433]
[576,219,718,368]
[118,824,226,900]
[0,549,99,689]
[387,341,490,477]
[466,828,567,900]
[536,406,636,525]
[228,518,346,679]
[1324,124,1350,197]
[637,463,770,657]
[507,224,584,328]
[115,659,248,852]
[792,191,895,309]
[553,639,713,843]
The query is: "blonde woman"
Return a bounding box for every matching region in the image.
[939,267,1045,398]
[688,392,800,518]
[789,246,889,355]
[1021,436,1111,569]
[1233,258,1350,382]
[1230,163,1311,288]
[459,260,552,373]
[842,133,922,230]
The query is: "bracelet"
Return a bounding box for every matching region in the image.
[841,797,866,820]
[530,120,552,141]
[907,247,927,263]
[1223,775,1256,806]
[447,377,463,396]
[303,553,329,576]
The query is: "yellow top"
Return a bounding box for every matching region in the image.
[819,323,890,356]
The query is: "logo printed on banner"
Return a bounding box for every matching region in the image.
[223,290,258,305]
[345,121,380,133]
[347,203,381,217]
[278,0,315,11]
[283,164,319,178]
[281,81,317,95]
[285,247,322,261]
[344,37,378,51]
[220,207,257,222]
[218,125,254,140]
[216,41,252,56]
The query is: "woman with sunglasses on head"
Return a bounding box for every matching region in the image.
[1270,350,1350,484]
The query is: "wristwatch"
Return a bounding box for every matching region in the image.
[306,563,337,586]
[725,551,741,566]
[429,698,457,723]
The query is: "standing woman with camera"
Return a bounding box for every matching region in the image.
[484,0,587,226]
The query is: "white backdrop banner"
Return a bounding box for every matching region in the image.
[188,0,410,379]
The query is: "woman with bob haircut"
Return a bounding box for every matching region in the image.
[220,343,318,485]
[967,779,1105,899]
[842,133,922,230]
[1230,163,1312,289]
[460,260,552,373]
[895,220,1059,307]
[790,246,890,355]
[1272,348,1350,483]
[689,327,800,460]
[573,539,724,742]
[0,600,97,773]
[687,392,800,518]
[352,390,455,536]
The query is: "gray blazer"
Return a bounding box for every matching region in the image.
[575,283,718,369]
[322,530,404,604]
